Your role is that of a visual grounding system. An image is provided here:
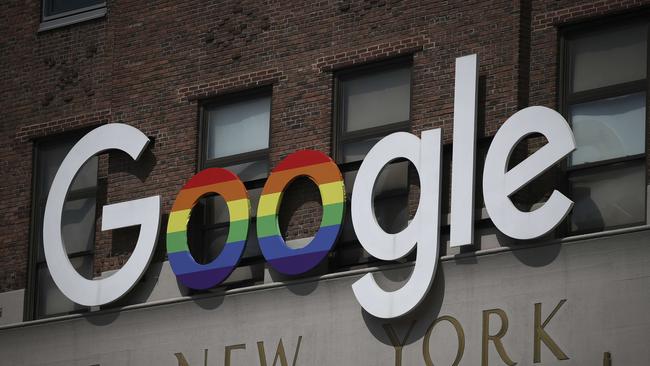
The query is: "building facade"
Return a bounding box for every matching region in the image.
[1,0,649,365]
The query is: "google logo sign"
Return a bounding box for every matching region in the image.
[42,54,576,319]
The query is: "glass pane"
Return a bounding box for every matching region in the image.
[335,244,373,268]
[37,139,97,197]
[342,137,382,163]
[203,195,230,225]
[70,156,98,191]
[36,256,92,318]
[343,170,357,196]
[243,222,261,259]
[248,188,263,217]
[373,162,409,234]
[225,159,269,182]
[569,162,646,233]
[341,172,357,243]
[196,225,260,263]
[342,162,409,237]
[200,227,229,264]
[342,66,410,132]
[38,196,96,262]
[340,202,357,243]
[373,161,408,196]
[61,197,97,253]
[570,24,647,92]
[46,0,104,17]
[374,194,409,234]
[570,92,646,166]
[206,96,271,159]
[35,207,46,263]
[36,138,75,197]
[36,137,98,262]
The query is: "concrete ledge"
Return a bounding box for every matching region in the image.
[2,224,649,330]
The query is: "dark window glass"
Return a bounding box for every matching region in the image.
[564,21,648,234]
[333,61,412,267]
[336,63,411,164]
[569,161,646,232]
[36,256,92,317]
[30,136,97,319]
[569,24,647,93]
[44,0,104,18]
[340,136,383,164]
[341,67,410,132]
[202,93,271,182]
[205,96,271,160]
[196,92,271,283]
[220,159,269,183]
[569,92,646,166]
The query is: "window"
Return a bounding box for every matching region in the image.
[27,135,98,319]
[562,21,648,234]
[334,61,411,163]
[194,90,272,278]
[200,91,271,182]
[40,0,107,32]
[333,59,413,267]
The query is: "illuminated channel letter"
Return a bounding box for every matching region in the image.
[43,124,161,306]
[483,106,576,240]
[167,168,250,289]
[352,130,442,318]
[257,150,345,275]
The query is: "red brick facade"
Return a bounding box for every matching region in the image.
[1,0,648,295]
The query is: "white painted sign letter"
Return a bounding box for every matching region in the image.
[351,130,442,318]
[483,107,575,240]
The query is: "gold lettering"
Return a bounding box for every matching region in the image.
[174,353,190,366]
[225,344,246,366]
[482,309,516,366]
[422,315,465,366]
[257,337,303,366]
[382,321,416,366]
[603,352,611,366]
[174,350,207,366]
[534,300,569,363]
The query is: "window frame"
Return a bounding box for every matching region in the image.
[332,56,414,166]
[559,15,650,235]
[331,57,414,268]
[25,130,98,320]
[39,0,107,32]
[198,86,273,186]
[194,87,273,273]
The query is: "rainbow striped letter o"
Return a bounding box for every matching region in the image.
[167,169,250,289]
[257,150,345,275]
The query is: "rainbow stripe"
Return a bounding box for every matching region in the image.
[166,168,249,289]
[257,150,345,275]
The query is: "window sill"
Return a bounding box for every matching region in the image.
[38,7,106,32]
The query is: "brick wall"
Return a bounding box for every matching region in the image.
[1,0,648,294]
